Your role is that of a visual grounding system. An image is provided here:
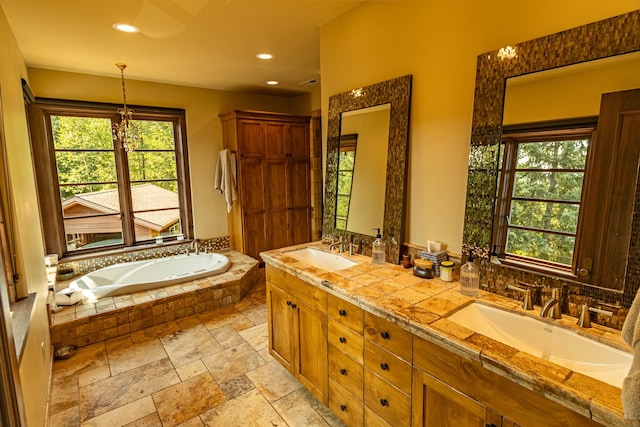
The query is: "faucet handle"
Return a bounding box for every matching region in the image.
[507,284,534,310]
[577,303,613,328]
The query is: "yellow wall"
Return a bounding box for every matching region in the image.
[28,68,313,241]
[0,6,51,426]
[320,0,640,253]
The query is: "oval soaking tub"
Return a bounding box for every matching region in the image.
[66,253,231,299]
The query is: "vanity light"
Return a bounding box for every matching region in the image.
[113,23,139,33]
[498,45,517,60]
[350,88,365,98]
[257,53,273,60]
[266,80,279,85]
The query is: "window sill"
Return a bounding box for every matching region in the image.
[59,239,192,264]
[9,292,36,364]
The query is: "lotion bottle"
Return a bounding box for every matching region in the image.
[371,228,386,265]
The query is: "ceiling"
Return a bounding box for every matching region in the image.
[1,0,366,96]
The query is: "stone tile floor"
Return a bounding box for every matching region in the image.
[48,271,344,427]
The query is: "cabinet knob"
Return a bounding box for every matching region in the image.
[340,368,347,375]
[340,405,347,412]
[338,309,346,316]
[380,363,389,371]
[380,398,388,407]
[291,303,297,309]
[486,424,497,427]
[339,337,346,344]
[286,301,291,306]
[381,331,390,339]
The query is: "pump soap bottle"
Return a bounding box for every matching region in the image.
[371,228,386,265]
[459,253,480,296]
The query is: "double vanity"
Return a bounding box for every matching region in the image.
[262,243,633,427]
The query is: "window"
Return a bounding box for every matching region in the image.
[30,99,192,257]
[335,134,357,230]
[493,121,595,274]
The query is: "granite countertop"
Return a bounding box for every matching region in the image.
[261,242,637,427]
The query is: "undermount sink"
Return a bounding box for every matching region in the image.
[286,247,358,272]
[446,302,632,388]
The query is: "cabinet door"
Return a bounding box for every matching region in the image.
[237,120,264,157]
[266,283,295,373]
[239,159,266,259]
[294,299,328,404]
[265,159,290,250]
[412,368,502,427]
[265,122,287,159]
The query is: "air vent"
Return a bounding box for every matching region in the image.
[298,78,319,86]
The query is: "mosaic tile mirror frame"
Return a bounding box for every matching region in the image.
[462,10,640,307]
[323,75,412,263]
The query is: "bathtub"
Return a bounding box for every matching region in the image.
[67,253,231,299]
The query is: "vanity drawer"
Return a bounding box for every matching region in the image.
[329,379,364,427]
[328,293,363,334]
[363,312,412,362]
[329,320,364,364]
[363,369,411,427]
[364,406,391,427]
[266,266,326,312]
[364,341,412,395]
[329,344,363,400]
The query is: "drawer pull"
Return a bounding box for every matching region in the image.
[291,303,297,309]
[380,398,388,407]
[486,424,497,427]
[339,337,346,344]
[340,368,347,375]
[381,331,390,339]
[339,309,346,316]
[286,301,291,306]
[380,362,389,371]
[340,405,347,412]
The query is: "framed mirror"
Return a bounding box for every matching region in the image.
[462,10,640,306]
[324,75,412,263]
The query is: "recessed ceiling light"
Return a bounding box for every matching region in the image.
[257,53,273,60]
[266,81,279,86]
[113,23,139,33]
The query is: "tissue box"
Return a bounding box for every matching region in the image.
[419,250,448,276]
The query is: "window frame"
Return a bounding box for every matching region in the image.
[29,98,193,259]
[492,118,597,278]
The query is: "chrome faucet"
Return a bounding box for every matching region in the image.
[328,236,343,252]
[507,284,534,310]
[540,288,562,319]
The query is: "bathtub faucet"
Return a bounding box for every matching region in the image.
[189,240,199,255]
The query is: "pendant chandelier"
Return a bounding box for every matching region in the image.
[112,63,141,153]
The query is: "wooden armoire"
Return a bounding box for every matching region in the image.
[219,110,312,261]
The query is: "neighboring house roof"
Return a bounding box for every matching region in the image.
[61,184,179,231]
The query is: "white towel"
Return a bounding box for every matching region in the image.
[214,149,237,213]
[622,287,640,418]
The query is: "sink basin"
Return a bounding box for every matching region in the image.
[446,302,631,388]
[286,247,358,272]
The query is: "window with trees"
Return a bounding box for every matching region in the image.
[30,99,192,258]
[493,121,595,274]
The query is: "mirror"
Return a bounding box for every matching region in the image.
[463,10,640,306]
[324,75,412,263]
[336,104,391,235]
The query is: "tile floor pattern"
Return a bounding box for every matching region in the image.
[48,274,345,427]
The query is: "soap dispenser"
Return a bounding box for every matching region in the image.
[371,228,386,265]
[459,253,480,296]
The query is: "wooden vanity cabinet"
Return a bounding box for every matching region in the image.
[220,111,312,261]
[266,266,328,404]
[412,335,599,427]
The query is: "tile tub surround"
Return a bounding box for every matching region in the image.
[262,243,634,426]
[50,249,259,350]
